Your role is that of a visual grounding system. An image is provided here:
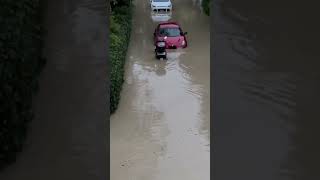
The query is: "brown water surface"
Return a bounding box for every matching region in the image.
[110,0,210,179]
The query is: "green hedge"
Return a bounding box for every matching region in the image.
[202,0,211,16]
[110,5,133,114]
[0,0,45,170]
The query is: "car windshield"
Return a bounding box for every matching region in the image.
[153,0,169,2]
[159,28,181,37]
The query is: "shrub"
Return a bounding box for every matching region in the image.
[110,5,133,114]
[202,0,211,16]
[0,0,45,170]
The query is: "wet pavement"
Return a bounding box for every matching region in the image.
[110,0,210,180]
[213,0,320,179]
[0,0,108,179]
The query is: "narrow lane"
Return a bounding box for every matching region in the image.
[110,0,210,179]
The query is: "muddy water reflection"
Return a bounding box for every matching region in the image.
[214,0,320,179]
[111,0,209,179]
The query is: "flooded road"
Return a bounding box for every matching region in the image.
[213,0,320,179]
[110,0,210,179]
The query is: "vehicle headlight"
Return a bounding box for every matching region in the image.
[181,40,185,45]
[152,5,156,7]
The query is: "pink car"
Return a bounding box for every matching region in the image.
[153,22,188,49]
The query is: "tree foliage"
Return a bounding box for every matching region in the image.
[202,0,211,16]
[0,0,45,170]
[110,0,131,10]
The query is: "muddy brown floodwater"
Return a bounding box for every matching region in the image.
[110,0,210,179]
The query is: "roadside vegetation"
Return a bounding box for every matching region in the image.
[0,0,45,170]
[110,0,133,114]
[202,0,211,16]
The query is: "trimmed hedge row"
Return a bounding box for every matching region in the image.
[110,5,133,114]
[0,0,45,170]
[202,0,211,16]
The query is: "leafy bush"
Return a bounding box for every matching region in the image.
[0,0,45,170]
[202,0,211,16]
[110,5,133,114]
[111,0,131,10]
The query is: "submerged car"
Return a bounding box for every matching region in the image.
[150,0,172,11]
[153,22,188,49]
